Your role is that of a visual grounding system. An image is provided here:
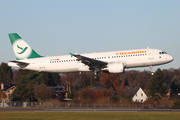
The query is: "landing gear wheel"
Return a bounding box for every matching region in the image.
[93,75,99,81]
[150,66,154,76]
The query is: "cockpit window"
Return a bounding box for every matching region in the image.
[159,51,167,55]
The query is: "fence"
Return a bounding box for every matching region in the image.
[0,101,173,108]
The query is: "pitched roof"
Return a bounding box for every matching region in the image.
[0,84,16,92]
[121,87,140,98]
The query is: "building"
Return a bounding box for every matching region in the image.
[50,86,69,100]
[0,83,16,102]
[121,87,148,103]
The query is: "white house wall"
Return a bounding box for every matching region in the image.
[132,88,148,103]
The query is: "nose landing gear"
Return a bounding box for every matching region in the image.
[150,66,154,75]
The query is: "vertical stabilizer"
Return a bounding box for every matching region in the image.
[8,33,43,60]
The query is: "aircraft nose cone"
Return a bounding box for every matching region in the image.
[169,55,174,62]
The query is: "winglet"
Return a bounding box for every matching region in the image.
[69,53,75,57]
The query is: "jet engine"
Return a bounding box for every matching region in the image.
[103,62,124,74]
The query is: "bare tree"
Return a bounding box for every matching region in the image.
[34,83,54,102]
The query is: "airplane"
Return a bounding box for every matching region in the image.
[8,33,174,80]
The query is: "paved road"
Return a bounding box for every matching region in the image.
[0,108,180,112]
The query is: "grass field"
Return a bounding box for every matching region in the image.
[0,112,180,120]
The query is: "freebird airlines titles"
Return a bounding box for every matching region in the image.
[8,33,174,80]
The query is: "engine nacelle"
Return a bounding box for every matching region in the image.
[105,62,124,74]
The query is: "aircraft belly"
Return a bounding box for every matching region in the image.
[126,59,167,68]
[44,62,81,73]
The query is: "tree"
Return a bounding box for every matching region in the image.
[170,75,180,97]
[61,73,77,94]
[149,68,168,100]
[100,72,125,91]
[130,80,138,87]
[124,76,129,87]
[0,62,13,84]
[11,70,60,101]
[88,79,93,88]
[79,89,112,102]
[34,83,54,102]
[12,70,20,84]
[74,79,82,90]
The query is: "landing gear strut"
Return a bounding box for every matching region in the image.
[150,66,154,75]
[93,68,100,81]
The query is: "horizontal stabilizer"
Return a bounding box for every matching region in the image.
[9,61,29,68]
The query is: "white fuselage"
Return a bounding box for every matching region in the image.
[8,48,174,73]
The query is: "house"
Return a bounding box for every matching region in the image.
[121,87,148,103]
[0,83,16,102]
[50,86,69,100]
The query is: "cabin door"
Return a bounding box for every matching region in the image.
[148,49,154,59]
[39,59,45,71]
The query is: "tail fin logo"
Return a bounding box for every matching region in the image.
[12,39,32,60]
[17,45,28,54]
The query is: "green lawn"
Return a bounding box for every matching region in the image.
[0,112,180,120]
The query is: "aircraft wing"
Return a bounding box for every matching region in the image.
[9,61,29,68]
[69,53,108,70]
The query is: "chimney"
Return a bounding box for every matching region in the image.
[1,83,4,90]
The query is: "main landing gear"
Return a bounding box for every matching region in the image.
[93,68,100,81]
[150,66,154,75]
[93,75,99,81]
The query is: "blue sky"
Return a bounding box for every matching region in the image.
[0,0,179,71]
